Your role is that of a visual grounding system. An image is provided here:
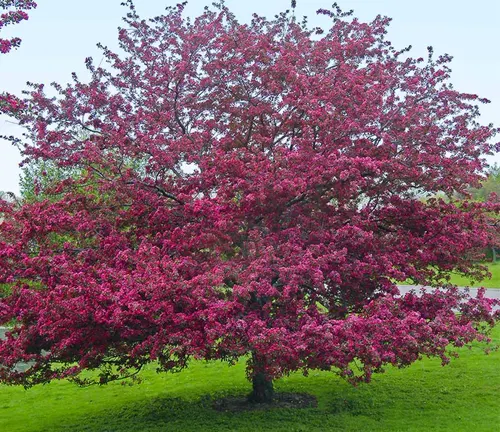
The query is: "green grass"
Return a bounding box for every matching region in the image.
[1,328,499,432]
[399,262,500,288]
[446,262,500,288]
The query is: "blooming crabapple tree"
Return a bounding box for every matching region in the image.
[0,2,499,403]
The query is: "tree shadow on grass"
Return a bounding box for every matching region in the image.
[40,391,328,432]
[26,372,496,432]
[33,386,390,432]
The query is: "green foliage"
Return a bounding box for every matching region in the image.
[0,327,498,432]
[19,160,81,202]
[469,163,500,202]
[0,283,12,298]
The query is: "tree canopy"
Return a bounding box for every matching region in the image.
[0,1,499,402]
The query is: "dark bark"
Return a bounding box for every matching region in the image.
[247,352,274,403]
[248,371,274,403]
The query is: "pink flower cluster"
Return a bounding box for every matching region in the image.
[0,1,37,54]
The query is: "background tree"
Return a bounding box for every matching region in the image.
[468,164,500,261]
[0,2,499,403]
[18,160,77,202]
[469,163,500,202]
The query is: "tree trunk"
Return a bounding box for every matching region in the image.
[248,353,274,403]
[248,371,274,403]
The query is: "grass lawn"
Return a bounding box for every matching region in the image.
[446,262,500,289]
[399,262,500,288]
[0,327,498,432]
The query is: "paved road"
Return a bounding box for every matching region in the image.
[397,285,500,300]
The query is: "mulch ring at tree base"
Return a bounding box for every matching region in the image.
[212,392,318,412]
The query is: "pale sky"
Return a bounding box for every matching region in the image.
[1,0,499,194]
